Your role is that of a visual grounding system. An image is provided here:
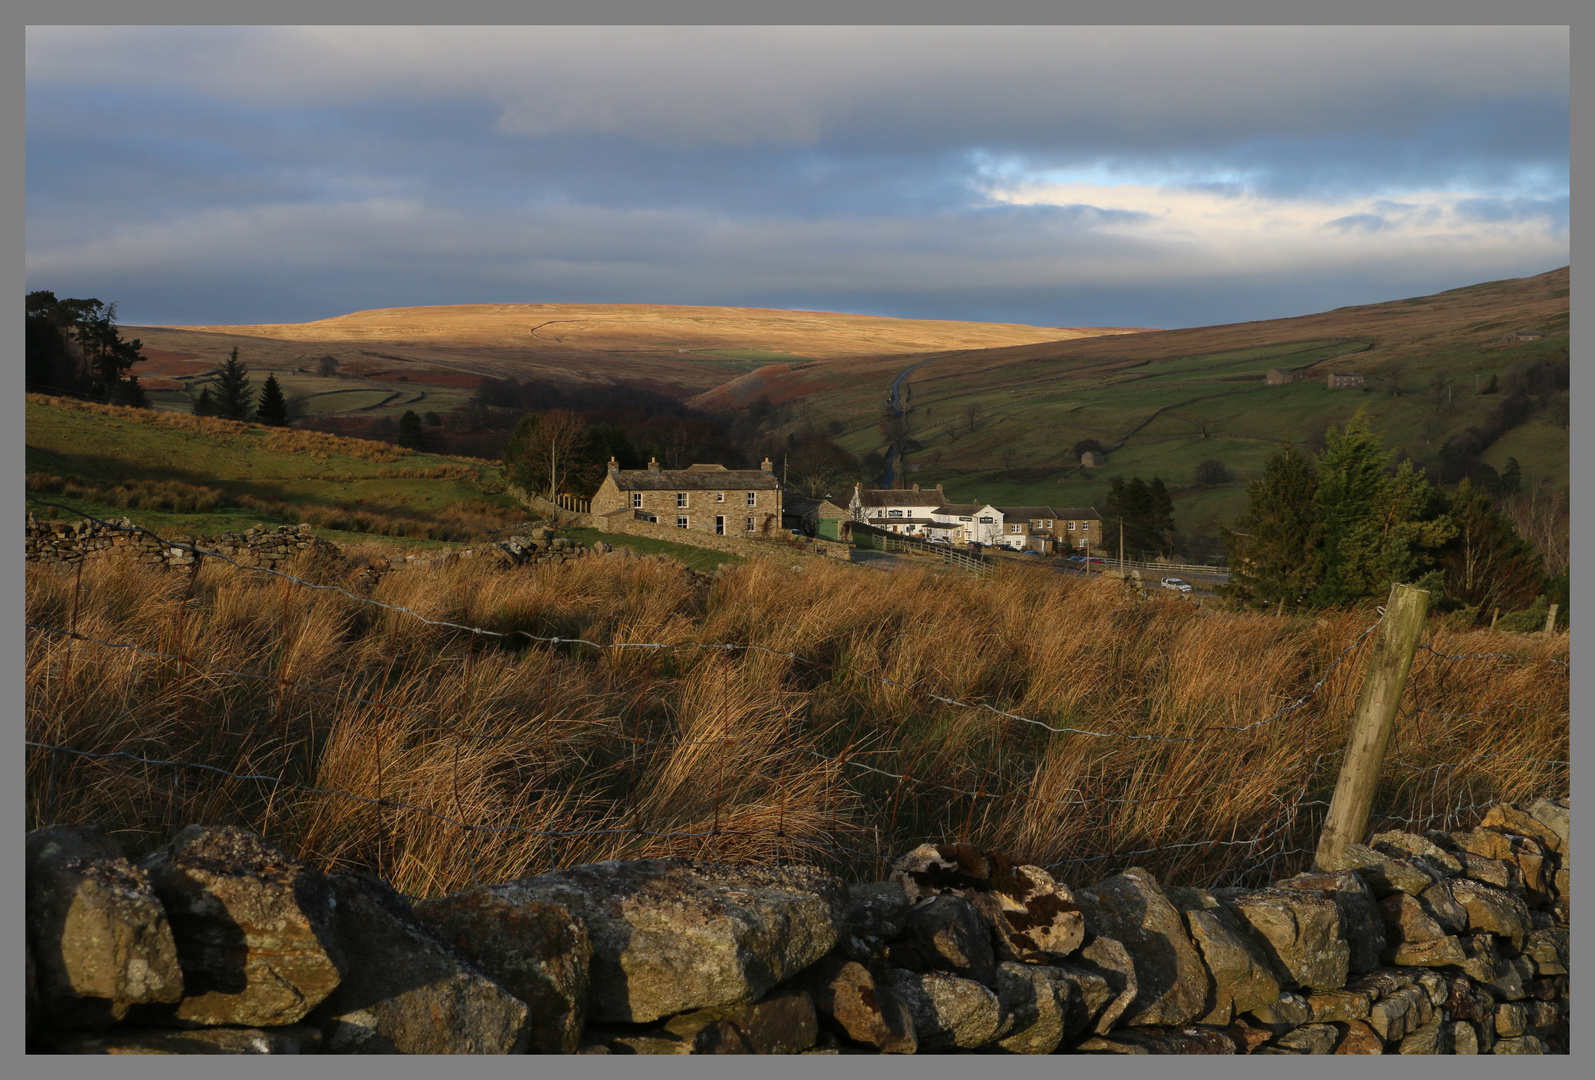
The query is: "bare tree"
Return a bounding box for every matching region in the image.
[504,408,586,497]
[964,402,982,435]
[1498,490,1569,576]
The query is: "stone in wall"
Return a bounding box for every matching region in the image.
[833,880,910,961]
[26,825,185,1026]
[885,893,997,986]
[411,886,592,1054]
[1273,869,1384,973]
[455,858,848,1024]
[888,843,1085,963]
[793,954,917,1053]
[137,825,344,1028]
[1164,885,1285,1024]
[1074,867,1211,1027]
[881,968,1004,1051]
[311,873,532,1054]
[1215,886,1349,991]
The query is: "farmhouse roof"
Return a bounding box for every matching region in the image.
[608,465,780,491]
[997,505,1062,520]
[856,487,947,508]
[783,495,846,517]
[1054,508,1101,519]
[934,503,996,516]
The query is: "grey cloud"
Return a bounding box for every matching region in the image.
[28,192,1567,328]
[28,26,1567,154]
[1322,213,1390,233]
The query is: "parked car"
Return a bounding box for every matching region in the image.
[1023,550,1044,556]
[1086,556,1105,564]
[928,536,952,547]
[1161,577,1193,593]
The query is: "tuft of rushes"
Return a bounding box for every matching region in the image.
[25,551,1568,898]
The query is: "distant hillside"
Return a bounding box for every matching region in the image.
[123,304,1138,418]
[694,267,1568,539]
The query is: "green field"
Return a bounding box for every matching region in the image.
[560,526,745,574]
[761,270,1570,538]
[25,397,520,545]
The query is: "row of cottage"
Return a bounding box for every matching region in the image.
[842,483,1104,554]
[587,458,1102,555]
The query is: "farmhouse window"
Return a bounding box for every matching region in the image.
[676,516,689,529]
[1009,524,1022,533]
[1068,521,1075,531]
[745,516,755,531]
[746,492,757,507]
[632,492,643,508]
[677,492,688,507]
[716,492,725,502]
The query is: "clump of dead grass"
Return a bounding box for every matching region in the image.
[25,550,1568,896]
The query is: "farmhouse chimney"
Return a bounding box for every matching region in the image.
[648,457,661,474]
[608,456,620,477]
[761,457,773,473]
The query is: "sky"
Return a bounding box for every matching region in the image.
[25,26,1569,330]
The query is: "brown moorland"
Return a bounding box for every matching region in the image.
[126,304,1141,398]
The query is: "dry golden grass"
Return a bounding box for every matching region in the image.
[25,551,1567,896]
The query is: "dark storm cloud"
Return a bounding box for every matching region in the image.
[25,26,1569,328]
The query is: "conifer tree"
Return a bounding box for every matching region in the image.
[1221,445,1322,610]
[211,347,254,421]
[193,386,216,416]
[1309,410,1389,605]
[255,374,289,426]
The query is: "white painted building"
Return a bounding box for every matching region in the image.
[928,502,1005,547]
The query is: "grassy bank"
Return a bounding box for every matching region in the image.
[26,394,523,542]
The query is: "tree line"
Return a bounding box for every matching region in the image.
[26,291,151,407]
[1222,410,1557,625]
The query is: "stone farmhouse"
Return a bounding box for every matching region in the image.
[1326,372,1365,389]
[996,506,1103,554]
[1079,450,1105,468]
[591,458,782,537]
[1265,368,1299,386]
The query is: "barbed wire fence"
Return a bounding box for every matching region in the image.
[24,496,1570,896]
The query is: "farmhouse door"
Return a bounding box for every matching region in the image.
[715,516,725,535]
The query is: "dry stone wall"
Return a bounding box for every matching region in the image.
[25,797,1567,1055]
[26,515,337,571]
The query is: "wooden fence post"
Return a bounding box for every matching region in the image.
[1544,604,1559,634]
[1313,582,1431,872]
